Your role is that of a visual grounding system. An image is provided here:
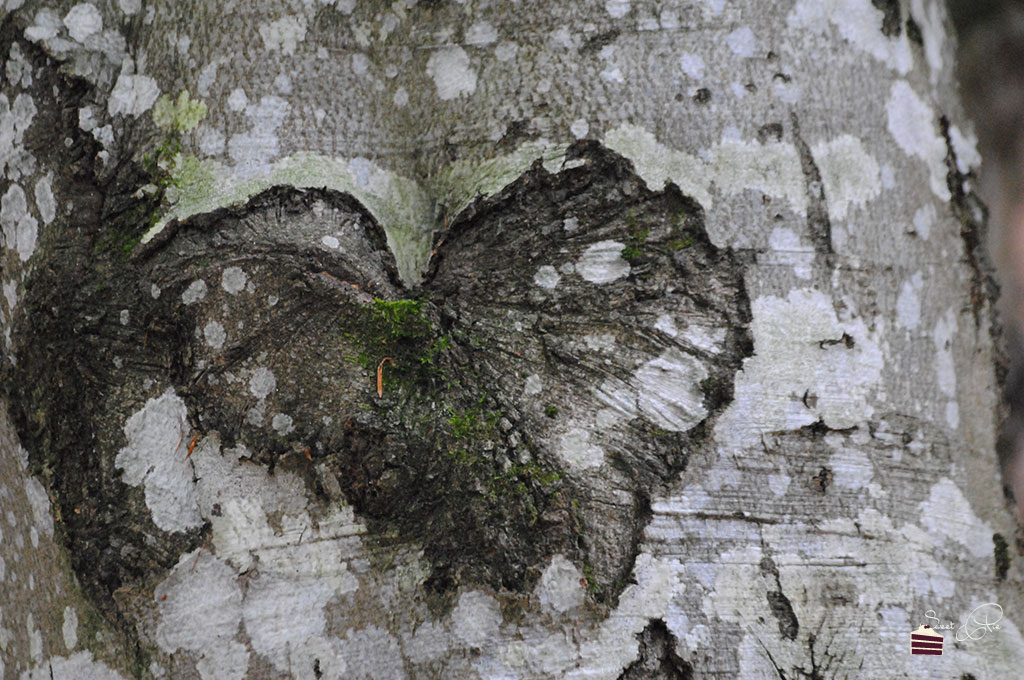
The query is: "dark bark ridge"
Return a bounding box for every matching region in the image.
[6,142,753,634]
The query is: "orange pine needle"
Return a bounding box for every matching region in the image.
[185,434,199,459]
[377,357,394,398]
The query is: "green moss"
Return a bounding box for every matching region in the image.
[544,405,559,419]
[371,298,430,341]
[621,210,650,262]
[668,235,694,250]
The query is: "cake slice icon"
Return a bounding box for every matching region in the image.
[911,625,943,655]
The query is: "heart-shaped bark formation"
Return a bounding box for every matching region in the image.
[7,142,751,618]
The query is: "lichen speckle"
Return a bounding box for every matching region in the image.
[108,68,160,117]
[63,4,103,44]
[725,26,758,57]
[1,183,38,262]
[61,606,78,651]
[271,413,294,435]
[536,554,585,613]
[426,46,477,100]
[605,0,631,19]
[533,264,561,289]
[181,279,208,304]
[258,16,307,56]
[452,591,503,648]
[558,427,605,470]
[886,79,950,201]
[248,366,276,399]
[204,320,226,349]
[680,52,705,79]
[788,0,912,75]
[220,266,247,295]
[577,240,630,284]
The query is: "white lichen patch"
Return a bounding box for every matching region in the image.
[321,234,340,249]
[271,413,294,435]
[465,21,498,45]
[605,124,809,217]
[156,434,367,677]
[787,0,912,75]
[1,183,38,261]
[679,52,705,80]
[715,288,884,449]
[63,3,102,43]
[709,137,805,216]
[0,92,37,181]
[244,578,340,674]
[523,374,543,396]
[226,95,291,177]
[535,555,584,614]
[227,88,248,112]
[569,554,680,679]
[24,8,63,43]
[948,124,981,174]
[826,446,874,489]
[886,80,950,201]
[635,349,709,431]
[114,389,202,532]
[21,651,124,680]
[918,478,992,559]
[25,477,53,539]
[725,26,758,57]
[33,173,55,224]
[912,203,935,239]
[577,240,630,284]
[533,265,560,289]
[221,266,247,294]
[896,272,923,330]
[6,42,33,88]
[258,16,307,55]
[62,606,78,650]
[557,427,605,470]
[426,46,477,100]
[204,320,226,349]
[248,366,276,399]
[452,591,503,648]
[181,279,208,304]
[155,550,247,680]
[811,134,881,220]
[108,64,160,117]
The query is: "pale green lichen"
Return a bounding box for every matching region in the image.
[152,90,207,133]
[142,140,574,284]
[424,140,570,220]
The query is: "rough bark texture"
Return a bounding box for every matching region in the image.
[1,0,1023,679]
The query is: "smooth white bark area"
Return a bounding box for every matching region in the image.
[1,0,1022,678]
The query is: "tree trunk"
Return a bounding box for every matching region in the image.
[1,0,1021,678]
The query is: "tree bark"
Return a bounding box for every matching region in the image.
[1,0,1021,678]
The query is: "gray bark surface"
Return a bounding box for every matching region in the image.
[1,0,1022,678]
